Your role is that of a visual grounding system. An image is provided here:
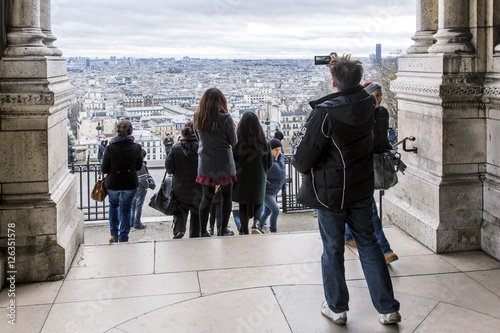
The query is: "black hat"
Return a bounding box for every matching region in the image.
[270,138,282,150]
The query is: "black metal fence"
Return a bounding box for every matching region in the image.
[70,160,109,221]
[70,154,310,221]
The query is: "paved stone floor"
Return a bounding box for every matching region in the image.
[1,214,500,332]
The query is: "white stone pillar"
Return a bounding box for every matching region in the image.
[407,0,439,54]
[0,0,83,282]
[40,0,62,56]
[4,0,52,57]
[428,0,474,53]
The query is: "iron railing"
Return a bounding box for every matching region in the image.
[70,159,108,221]
[71,154,310,221]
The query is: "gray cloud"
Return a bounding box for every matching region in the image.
[51,0,416,58]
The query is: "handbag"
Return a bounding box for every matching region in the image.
[373,150,398,190]
[149,171,178,215]
[91,173,107,202]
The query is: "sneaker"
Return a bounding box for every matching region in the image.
[385,252,399,264]
[379,311,401,324]
[345,240,356,247]
[321,301,347,326]
[251,227,263,234]
[134,224,147,230]
[109,236,118,243]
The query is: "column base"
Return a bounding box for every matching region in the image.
[406,30,436,54]
[428,28,475,54]
[0,174,84,283]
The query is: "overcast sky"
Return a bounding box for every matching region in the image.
[51,0,416,59]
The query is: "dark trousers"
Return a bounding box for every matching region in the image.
[199,184,232,233]
[239,203,263,234]
[173,203,200,238]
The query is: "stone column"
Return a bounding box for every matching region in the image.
[40,0,62,56]
[407,0,439,54]
[428,0,474,53]
[4,0,52,57]
[387,1,486,254]
[0,0,84,282]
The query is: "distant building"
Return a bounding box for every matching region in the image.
[134,129,165,161]
[147,118,176,139]
[281,110,308,138]
[376,44,382,62]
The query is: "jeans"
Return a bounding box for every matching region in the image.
[107,188,137,242]
[317,198,400,314]
[232,210,241,229]
[345,199,393,255]
[131,186,147,228]
[261,194,280,232]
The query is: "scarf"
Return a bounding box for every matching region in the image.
[110,135,135,144]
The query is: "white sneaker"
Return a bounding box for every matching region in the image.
[379,311,401,324]
[321,301,347,325]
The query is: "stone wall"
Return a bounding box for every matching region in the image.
[0,0,84,283]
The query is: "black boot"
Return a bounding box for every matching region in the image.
[219,227,234,236]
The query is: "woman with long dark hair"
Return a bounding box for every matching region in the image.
[194,88,237,236]
[232,112,273,234]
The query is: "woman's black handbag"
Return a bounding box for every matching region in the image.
[149,171,178,215]
[373,150,398,190]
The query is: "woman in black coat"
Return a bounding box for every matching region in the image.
[166,122,203,238]
[101,120,143,243]
[232,112,273,235]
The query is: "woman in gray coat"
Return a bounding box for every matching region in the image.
[194,88,238,237]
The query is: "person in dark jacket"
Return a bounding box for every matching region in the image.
[260,138,286,233]
[163,133,174,155]
[101,120,143,243]
[232,112,273,234]
[166,122,203,239]
[98,140,107,163]
[344,82,399,265]
[274,128,284,141]
[68,144,76,164]
[131,149,155,230]
[292,53,400,326]
[194,88,237,237]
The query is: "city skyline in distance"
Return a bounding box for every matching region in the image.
[51,0,416,59]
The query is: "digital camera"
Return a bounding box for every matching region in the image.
[314,55,331,65]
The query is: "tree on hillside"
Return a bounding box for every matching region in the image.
[367,54,399,127]
[67,100,80,136]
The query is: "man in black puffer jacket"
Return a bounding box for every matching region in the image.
[292,54,400,326]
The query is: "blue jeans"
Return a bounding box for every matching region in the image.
[261,194,280,232]
[131,186,147,228]
[345,199,393,255]
[317,198,399,314]
[232,210,241,229]
[107,188,137,242]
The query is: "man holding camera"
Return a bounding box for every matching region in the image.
[292,53,400,326]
